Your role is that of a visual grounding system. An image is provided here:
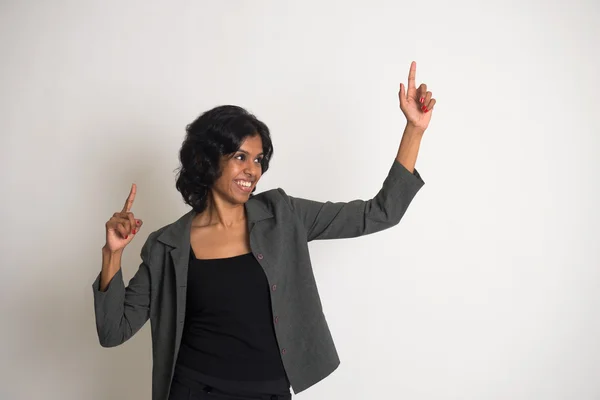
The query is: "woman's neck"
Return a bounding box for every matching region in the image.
[193,194,246,229]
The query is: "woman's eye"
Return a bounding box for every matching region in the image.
[234,154,262,164]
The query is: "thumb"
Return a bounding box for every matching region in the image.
[398,83,407,109]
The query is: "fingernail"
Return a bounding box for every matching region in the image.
[132,229,136,234]
[125,235,128,239]
[420,97,424,103]
[136,220,141,225]
[425,108,429,113]
[421,105,426,111]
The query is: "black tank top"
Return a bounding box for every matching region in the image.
[175,247,288,387]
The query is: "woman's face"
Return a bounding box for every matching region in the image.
[211,134,264,205]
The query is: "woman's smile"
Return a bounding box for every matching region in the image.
[234,179,253,193]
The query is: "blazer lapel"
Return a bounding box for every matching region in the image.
[157,209,195,293]
[245,194,274,232]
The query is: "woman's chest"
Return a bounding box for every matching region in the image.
[190,224,251,259]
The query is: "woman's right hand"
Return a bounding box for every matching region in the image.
[104,183,143,252]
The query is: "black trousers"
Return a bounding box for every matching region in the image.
[168,364,292,400]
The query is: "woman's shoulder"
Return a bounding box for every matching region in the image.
[250,187,294,210]
[141,210,195,250]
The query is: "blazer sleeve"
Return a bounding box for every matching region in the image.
[278,159,425,242]
[91,236,153,347]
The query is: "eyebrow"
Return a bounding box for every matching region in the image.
[237,150,264,156]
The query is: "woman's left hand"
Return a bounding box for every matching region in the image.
[398,61,436,132]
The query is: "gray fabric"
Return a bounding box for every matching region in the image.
[92,159,425,400]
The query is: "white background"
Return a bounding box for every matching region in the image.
[1,1,599,399]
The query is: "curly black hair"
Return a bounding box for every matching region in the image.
[175,105,274,213]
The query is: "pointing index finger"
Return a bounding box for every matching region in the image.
[122,183,137,213]
[407,61,417,91]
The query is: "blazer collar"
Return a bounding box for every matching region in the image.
[156,194,274,248]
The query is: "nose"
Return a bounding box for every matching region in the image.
[244,165,256,178]
[244,161,260,177]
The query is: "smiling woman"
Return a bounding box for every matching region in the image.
[93,61,432,400]
[175,105,274,214]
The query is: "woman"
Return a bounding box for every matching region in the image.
[92,61,435,400]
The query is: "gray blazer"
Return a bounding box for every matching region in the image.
[92,159,425,400]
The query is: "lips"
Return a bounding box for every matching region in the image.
[234,180,253,193]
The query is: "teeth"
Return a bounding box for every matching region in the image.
[235,180,251,188]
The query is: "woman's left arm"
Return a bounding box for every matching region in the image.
[278,61,435,242]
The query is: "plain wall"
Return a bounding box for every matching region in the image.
[1,0,599,399]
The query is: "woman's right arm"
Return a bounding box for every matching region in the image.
[99,246,123,292]
[91,183,150,348]
[92,240,153,347]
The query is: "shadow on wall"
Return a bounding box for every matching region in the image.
[9,119,184,399]
[80,123,184,400]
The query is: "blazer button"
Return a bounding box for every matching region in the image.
[274,316,279,324]
[281,348,287,355]
[272,284,277,291]
[257,253,264,260]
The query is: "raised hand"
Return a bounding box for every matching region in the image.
[398,61,436,131]
[104,183,143,252]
